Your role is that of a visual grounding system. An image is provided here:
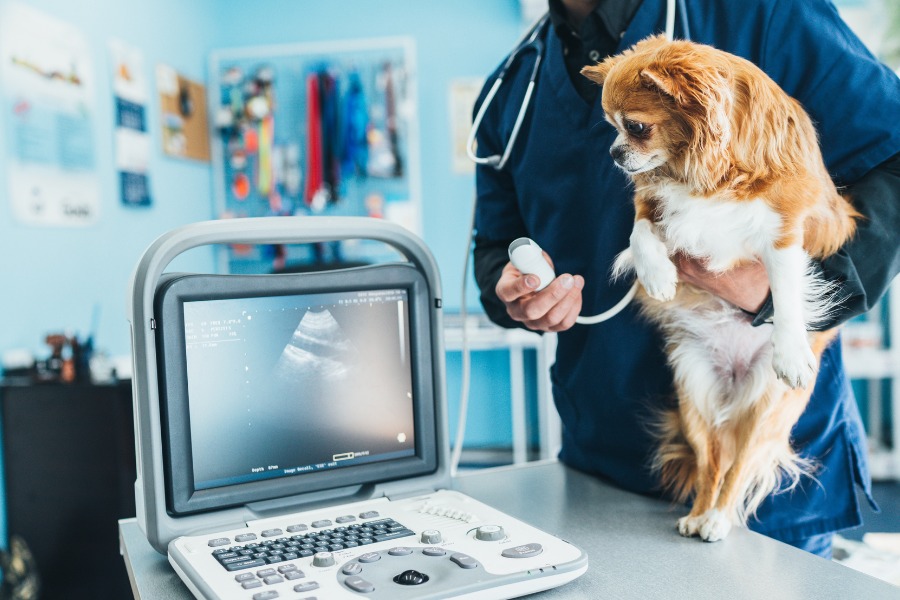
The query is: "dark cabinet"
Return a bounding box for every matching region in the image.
[0,380,136,599]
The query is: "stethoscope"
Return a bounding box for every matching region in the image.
[467,0,689,170]
[466,0,690,325]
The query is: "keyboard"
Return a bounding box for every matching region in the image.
[168,489,587,599]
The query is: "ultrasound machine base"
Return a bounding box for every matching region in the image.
[168,490,586,599]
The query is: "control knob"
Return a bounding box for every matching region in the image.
[475,525,505,541]
[420,529,442,544]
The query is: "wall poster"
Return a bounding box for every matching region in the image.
[0,2,99,226]
[110,39,152,207]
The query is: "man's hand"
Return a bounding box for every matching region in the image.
[674,254,770,314]
[496,253,584,332]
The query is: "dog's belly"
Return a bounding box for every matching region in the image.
[640,286,776,425]
[656,190,782,271]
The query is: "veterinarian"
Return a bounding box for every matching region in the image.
[471,0,900,558]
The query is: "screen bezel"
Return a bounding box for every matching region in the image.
[154,264,438,515]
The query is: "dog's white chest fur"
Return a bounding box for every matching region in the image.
[655,183,782,272]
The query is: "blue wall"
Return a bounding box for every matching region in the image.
[0,0,523,361]
[0,0,529,543]
[0,0,221,360]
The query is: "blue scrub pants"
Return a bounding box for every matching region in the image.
[782,533,834,559]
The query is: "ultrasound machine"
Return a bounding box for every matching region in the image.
[128,217,587,599]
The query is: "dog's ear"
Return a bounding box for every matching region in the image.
[580,56,616,86]
[640,61,733,145]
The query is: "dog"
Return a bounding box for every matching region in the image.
[581,36,859,542]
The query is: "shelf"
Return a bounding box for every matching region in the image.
[843,347,900,380]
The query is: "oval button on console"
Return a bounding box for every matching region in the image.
[501,543,543,559]
[450,552,479,569]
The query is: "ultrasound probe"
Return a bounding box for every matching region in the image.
[507,237,638,325]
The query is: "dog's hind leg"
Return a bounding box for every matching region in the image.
[675,396,724,538]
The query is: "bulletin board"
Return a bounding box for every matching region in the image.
[208,37,420,274]
[157,65,210,161]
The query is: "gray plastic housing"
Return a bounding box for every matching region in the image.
[127,217,451,554]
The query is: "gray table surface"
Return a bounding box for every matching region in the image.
[119,460,899,599]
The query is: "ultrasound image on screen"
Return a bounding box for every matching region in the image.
[183,289,416,490]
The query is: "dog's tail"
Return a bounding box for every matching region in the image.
[649,398,817,525]
[648,405,697,504]
[734,440,816,525]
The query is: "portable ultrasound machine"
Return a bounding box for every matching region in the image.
[128,217,587,599]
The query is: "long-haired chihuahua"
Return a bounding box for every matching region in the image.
[581,36,858,542]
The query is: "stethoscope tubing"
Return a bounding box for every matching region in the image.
[470,2,687,324]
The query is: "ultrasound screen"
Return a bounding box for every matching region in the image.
[182,288,416,491]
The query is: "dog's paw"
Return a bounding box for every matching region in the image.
[772,332,817,389]
[698,509,732,542]
[677,515,702,537]
[635,257,678,302]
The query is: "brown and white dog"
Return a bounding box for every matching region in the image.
[581,36,859,542]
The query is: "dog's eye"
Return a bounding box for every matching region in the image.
[625,120,646,135]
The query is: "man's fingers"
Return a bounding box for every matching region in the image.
[526,276,584,331]
[513,274,575,321]
[496,263,541,303]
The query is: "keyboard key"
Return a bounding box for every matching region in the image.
[235,572,255,582]
[224,558,266,572]
[388,547,413,556]
[335,515,356,523]
[235,533,257,543]
[215,552,239,561]
[293,581,319,593]
[286,524,308,533]
[373,530,415,543]
[242,580,263,590]
[263,575,284,585]
[358,511,379,519]
[256,568,277,578]
[277,564,299,573]
[207,537,230,547]
[252,592,279,600]
[284,570,305,581]
[311,520,332,528]
[342,562,362,576]
[261,529,283,538]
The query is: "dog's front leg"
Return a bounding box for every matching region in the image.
[761,243,817,389]
[616,217,678,302]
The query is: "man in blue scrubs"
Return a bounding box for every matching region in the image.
[473,0,900,558]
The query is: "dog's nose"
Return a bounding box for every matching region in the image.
[609,145,627,163]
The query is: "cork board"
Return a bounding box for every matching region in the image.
[157,64,210,161]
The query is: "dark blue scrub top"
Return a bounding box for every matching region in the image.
[474,0,900,541]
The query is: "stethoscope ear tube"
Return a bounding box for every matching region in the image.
[466,77,504,168]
